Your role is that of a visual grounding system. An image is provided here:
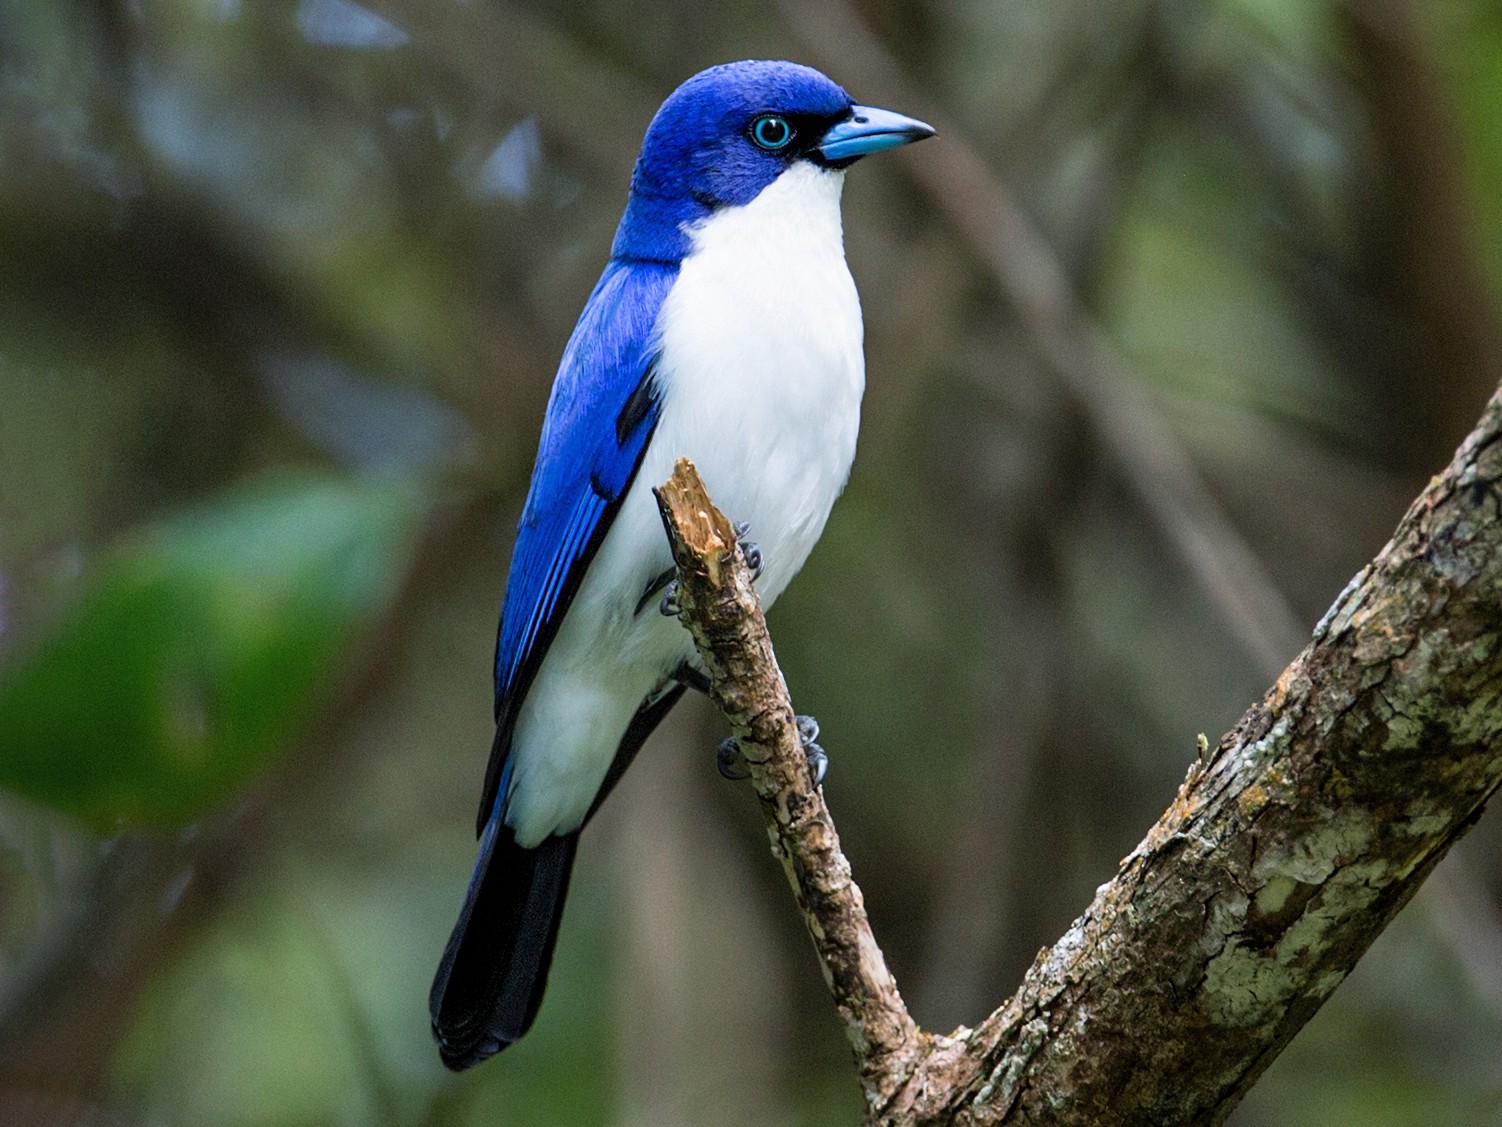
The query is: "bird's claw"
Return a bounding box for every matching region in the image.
[717,716,827,786]
[717,737,749,780]
[659,579,680,617]
[796,714,828,786]
[732,520,764,580]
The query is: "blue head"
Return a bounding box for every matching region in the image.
[611,61,934,263]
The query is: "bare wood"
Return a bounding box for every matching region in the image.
[657,374,1502,1122]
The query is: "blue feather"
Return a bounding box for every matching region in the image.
[612,61,851,262]
[434,58,939,1070]
[477,257,677,831]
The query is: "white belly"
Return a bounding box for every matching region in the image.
[504,162,864,845]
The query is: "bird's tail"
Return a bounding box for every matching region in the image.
[429,819,578,1070]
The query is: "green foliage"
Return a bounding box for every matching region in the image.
[114,844,619,1127]
[0,474,423,829]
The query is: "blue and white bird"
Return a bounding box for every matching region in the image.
[430,60,935,1069]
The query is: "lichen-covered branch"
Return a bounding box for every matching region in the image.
[926,382,1502,1126]
[655,378,1502,1124]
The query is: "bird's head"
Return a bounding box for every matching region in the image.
[611,60,935,263]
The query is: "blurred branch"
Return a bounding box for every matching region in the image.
[657,377,1502,1122]
[778,0,1306,680]
[368,0,653,175]
[1418,851,1502,1026]
[915,9,1162,1025]
[1339,0,1502,472]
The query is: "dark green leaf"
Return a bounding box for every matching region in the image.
[0,473,424,829]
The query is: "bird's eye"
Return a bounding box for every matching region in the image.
[751,114,794,151]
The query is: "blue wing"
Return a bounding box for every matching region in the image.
[476,258,678,833]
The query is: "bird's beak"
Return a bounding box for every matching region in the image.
[815,105,937,164]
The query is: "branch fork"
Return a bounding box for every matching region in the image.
[654,382,1502,1125]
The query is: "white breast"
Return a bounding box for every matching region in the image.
[641,160,865,603]
[502,161,865,845]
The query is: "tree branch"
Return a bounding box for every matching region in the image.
[655,377,1502,1123]
[652,464,924,1108]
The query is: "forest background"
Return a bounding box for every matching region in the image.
[2,0,1501,1123]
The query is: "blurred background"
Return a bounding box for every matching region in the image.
[1,0,1501,1123]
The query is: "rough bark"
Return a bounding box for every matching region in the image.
[654,380,1502,1125]
[653,465,924,1108]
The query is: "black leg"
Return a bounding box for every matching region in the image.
[651,522,761,620]
[672,662,711,696]
[636,567,677,616]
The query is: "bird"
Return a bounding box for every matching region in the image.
[430,59,935,1070]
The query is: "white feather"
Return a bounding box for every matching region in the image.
[504,162,864,846]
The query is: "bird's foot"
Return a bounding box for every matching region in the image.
[717,737,749,780]
[716,714,827,786]
[796,714,828,786]
[659,578,680,617]
[732,520,764,580]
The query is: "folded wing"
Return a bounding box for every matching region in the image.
[476,258,678,835]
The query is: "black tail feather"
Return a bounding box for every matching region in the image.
[429,826,578,1070]
[432,680,684,1068]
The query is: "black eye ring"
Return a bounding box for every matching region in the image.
[750,114,794,151]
